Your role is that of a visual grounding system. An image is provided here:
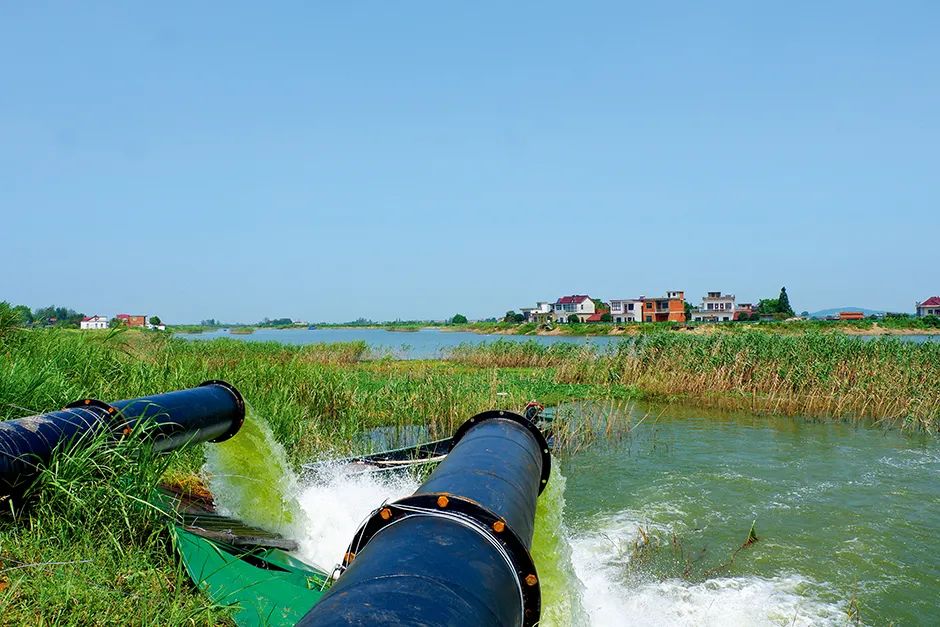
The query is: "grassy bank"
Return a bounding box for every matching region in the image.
[0,329,604,621]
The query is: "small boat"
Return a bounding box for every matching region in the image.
[307,325,317,330]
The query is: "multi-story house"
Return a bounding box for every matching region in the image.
[79,315,109,330]
[641,291,687,322]
[520,302,553,324]
[553,295,596,323]
[916,297,940,317]
[116,314,147,328]
[691,292,736,322]
[609,299,644,323]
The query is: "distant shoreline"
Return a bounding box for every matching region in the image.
[170,321,940,337]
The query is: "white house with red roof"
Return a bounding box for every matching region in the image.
[915,296,940,317]
[552,295,596,322]
[80,315,109,330]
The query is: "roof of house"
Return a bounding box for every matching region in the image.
[585,312,605,322]
[82,315,105,321]
[556,295,591,304]
[917,296,940,307]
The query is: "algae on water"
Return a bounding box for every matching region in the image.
[204,411,302,535]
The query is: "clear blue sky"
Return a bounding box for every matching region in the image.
[2,2,938,322]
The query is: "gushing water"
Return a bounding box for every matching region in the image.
[293,465,419,570]
[530,462,590,626]
[203,411,302,535]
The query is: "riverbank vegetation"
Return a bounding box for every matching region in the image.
[449,335,940,431]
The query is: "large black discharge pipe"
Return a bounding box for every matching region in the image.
[299,410,551,627]
[0,380,244,499]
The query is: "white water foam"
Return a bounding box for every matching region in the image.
[568,514,846,627]
[293,466,420,570]
[273,463,845,626]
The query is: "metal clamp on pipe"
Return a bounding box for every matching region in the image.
[0,380,245,500]
[299,410,551,627]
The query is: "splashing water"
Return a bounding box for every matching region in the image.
[203,414,846,625]
[204,411,302,535]
[531,461,590,626]
[294,465,420,569]
[568,512,846,626]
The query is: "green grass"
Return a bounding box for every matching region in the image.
[0,418,233,624]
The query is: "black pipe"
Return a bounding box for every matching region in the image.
[0,380,244,499]
[299,410,551,627]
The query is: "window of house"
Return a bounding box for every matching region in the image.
[628,303,634,310]
[645,315,652,321]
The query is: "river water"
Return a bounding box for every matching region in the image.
[209,401,937,626]
[176,327,938,359]
[558,402,939,625]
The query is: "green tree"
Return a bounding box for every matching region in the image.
[12,304,32,325]
[777,287,794,316]
[149,316,162,326]
[109,317,125,328]
[513,313,526,323]
[450,314,468,324]
[503,310,518,323]
[756,299,779,315]
[567,314,580,324]
[600,312,613,323]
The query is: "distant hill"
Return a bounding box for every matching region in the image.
[807,307,886,319]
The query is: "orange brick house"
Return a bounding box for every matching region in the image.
[641,291,687,322]
[116,314,147,328]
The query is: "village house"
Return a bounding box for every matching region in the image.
[116,314,147,328]
[691,292,736,323]
[735,302,754,320]
[609,298,644,323]
[641,291,687,323]
[79,315,109,330]
[552,295,596,323]
[520,302,553,324]
[915,297,940,317]
[839,311,865,320]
